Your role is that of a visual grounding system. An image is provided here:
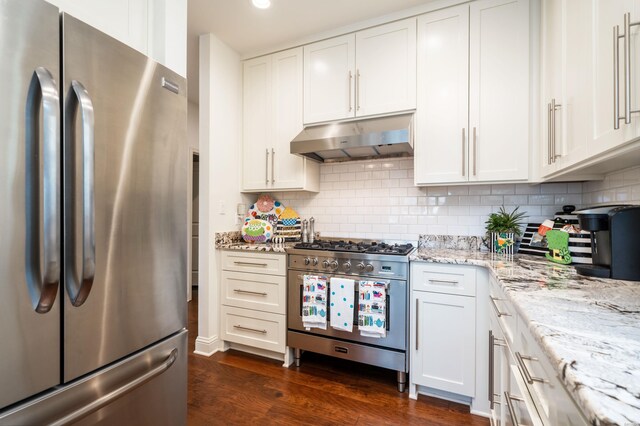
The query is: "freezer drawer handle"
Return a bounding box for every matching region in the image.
[25,67,61,313]
[49,348,178,426]
[64,80,96,307]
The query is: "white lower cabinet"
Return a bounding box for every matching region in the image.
[488,275,588,425]
[410,263,477,400]
[220,250,288,360]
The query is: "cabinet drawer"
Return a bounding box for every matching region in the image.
[222,270,286,314]
[489,276,516,344]
[411,263,476,296]
[221,250,286,276]
[221,306,286,353]
[516,322,588,425]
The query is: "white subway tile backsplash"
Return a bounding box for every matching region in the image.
[268,160,640,240]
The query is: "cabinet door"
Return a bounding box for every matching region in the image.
[356,18,417,117]
[412,292,476,397]
[272,48,305,190]
[540,0,563,177]
[415,6,469,185]
[45,0,147,53]
[592,0,640,155]
[242,55,272,191]
[303,34,355,124]
[557,0,592,170]
[469,0,529,182]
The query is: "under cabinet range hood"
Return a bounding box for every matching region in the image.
[290,112,414,162]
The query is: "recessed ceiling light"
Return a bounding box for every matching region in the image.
[252,0,271,9]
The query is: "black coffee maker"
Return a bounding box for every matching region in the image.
[575,205,640,281]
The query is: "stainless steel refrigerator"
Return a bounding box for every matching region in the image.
[0,1,188,424]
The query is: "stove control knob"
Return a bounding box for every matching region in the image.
[312,258,319,266]
[330,260,339,270]
[322,260,330,269]
[304,257,311,265]
[343,261,351,271]
[365,264,374,273]
[357,262,366,271]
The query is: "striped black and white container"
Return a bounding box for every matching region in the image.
[518,214,592,265]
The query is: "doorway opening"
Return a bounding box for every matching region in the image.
[188,152,199,303]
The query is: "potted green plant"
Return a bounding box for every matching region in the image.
[485,206,526,254]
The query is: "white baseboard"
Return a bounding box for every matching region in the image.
[194,335,221,356]
[224,341,286,364]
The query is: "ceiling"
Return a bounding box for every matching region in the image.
[187,0,436,103]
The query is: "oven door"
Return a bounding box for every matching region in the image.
[287,271,407,351]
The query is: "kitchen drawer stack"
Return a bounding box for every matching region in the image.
[488,276,588,425]
[220,250,287,358]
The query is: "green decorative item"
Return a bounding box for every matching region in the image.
[545,230,572,264]
[485,206,525,253]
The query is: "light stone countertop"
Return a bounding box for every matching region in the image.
[216,241,295,253]
[411,248,640,426]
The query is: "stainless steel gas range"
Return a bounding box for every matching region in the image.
[287,239,414,392]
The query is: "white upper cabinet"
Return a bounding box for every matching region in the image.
[46,0,148,53]
[592,0,640,155]
[303,19,416,124]
[469,0,530,182]
[44,0,186,76]
[303,34,356,124]
[415,0,530,185]
[243,48,320,192]
[415,5,469,185]
[541,0,592,178]
[242,56,272,191]
[355,19,417,117]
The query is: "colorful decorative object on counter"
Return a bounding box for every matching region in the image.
[274,206,302,242]
[246,194,284,228]
[491,232,515,255]
[545,230,572,265]
[241,218,273,243]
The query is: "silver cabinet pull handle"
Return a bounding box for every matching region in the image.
[50,348,178,426]
[233,261,268,267]
[551,98,562,161]
[415,298,419,351]
[271,148,275,184]
[489,331,494,409]
[348,71,353,112]
[615,23,621,129]
[65,80,95,307]
[624,12,632,125]
[265,148,269,185]
[504,392,525,426]
[356,69,361,111]
[233,325,267,334]
[515,352,546,384]
[614,13,640,129]
[547,102,553,164]
[233,289,268,296]
[25,67,61,314]
[490,296,511,317]
[428,279,459,285]
[472,127,477,176]
[462,128,466,177]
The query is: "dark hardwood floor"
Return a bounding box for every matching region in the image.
[187,289,489,425]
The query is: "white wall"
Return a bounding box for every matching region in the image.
[196,33,246,356]
[582,165,640,205]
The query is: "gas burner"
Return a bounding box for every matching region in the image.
[365,242,414,255]
[292,240,414,256]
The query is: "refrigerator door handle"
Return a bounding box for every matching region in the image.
[25,67,60,314]
[49,348,178,426]
[65,81,95,307]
